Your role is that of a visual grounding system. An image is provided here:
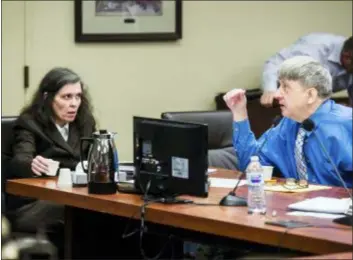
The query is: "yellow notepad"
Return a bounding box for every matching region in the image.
[264,184,332,193]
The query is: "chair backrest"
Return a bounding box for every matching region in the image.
[2,116,17,155]
[1,116,18,213]
[161,111,237,169]
[161,111,233,150]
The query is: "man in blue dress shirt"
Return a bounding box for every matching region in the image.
[260,33,353,107]
[224,56,352,188]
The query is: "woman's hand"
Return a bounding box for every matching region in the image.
[31,155,50,176]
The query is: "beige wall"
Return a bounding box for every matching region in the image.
[2,1,352,161]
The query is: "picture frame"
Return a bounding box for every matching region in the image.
[74,0,182,42]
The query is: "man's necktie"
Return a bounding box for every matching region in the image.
[294,126,308,180]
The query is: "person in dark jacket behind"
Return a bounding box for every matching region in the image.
[8,67,96,234]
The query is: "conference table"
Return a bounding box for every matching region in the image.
[6,169,352,259]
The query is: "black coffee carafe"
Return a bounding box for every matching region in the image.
[80,130,118,194]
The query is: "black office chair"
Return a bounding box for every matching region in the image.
[161,111,238,170]
[1,116,59,260]
[1,116,18,214]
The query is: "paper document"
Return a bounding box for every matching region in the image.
[288,197,352,214]
[119,179,134,184]
[209,177,247,188]
[119,165,135,172]
[207,168,217,174]
[264,184,331,193]
[287,211,346,219]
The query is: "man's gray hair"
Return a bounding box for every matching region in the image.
[278,56,332,98]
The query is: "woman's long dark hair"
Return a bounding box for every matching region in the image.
[21,67,96,135]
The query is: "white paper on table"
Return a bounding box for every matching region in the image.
[209,177,247,188]
[287,211,346,219]
[207,168,217,174]
[119,165,135,172]
[120,179,135,184]
[288,197,351,214]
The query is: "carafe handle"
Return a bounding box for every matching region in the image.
[80,137,94,174]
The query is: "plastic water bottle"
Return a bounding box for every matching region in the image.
[246,156,266,214]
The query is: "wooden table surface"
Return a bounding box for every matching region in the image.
[6,169,352,255]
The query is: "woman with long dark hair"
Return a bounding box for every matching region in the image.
[8,67,96,237]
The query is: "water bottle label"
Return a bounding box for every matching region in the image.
[247,172,263,185]
[113,149,119,182]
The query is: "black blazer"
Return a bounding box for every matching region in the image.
[7,113,95,211]
[10,113,95,179]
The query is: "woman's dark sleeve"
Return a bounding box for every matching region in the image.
[59,160,78,171]
[10,127,36,178]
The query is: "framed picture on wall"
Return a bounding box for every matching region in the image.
[75,0,182,42]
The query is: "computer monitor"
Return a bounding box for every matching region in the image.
[133,116,208,198]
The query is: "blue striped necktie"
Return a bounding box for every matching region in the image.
[294,126,308,180]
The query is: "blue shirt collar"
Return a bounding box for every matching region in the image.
[302,99,333,137]
[309,99,333,120]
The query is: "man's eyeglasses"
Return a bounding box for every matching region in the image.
[282,178,309,190]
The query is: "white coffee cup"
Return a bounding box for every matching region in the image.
[57,168,72,188]
[262,166,274,181]
[46,159,60,176]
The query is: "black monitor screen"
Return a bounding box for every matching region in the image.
[133,116,208,198]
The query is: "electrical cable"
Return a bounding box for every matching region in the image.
[138,179,175,260]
